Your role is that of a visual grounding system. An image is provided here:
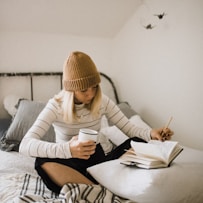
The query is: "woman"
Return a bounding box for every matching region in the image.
[19,51,173,194]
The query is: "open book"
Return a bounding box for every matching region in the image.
[120,140,183,169]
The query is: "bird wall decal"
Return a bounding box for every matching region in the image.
[144,24,156,29]
[154,12,167,19]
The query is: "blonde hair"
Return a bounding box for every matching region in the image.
[55,85,102,123]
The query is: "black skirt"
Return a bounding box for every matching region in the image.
[35,137,146,194]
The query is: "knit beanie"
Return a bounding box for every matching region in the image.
[63,51,101,91]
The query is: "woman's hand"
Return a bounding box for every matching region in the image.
[150,128,174,141]
[69,136,96,159]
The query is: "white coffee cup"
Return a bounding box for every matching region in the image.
[78,128,98,142]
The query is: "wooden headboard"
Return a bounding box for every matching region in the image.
[0,72,120,118]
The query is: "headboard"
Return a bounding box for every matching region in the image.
[0,72,120,118]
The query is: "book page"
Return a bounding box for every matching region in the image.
[149,140,179,162]
[131,140,178,163]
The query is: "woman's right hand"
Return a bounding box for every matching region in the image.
[69,136,96,159]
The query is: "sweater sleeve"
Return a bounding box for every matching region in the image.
[102,95,151,142]
[19,99,72,159]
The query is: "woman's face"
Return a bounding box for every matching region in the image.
[74,85,98,104]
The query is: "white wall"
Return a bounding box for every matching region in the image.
[112,0,203,150]
[0,32,112,72]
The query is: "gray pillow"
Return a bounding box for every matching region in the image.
[117,102,137,119]
[0,118,11,138]
[0,100,55,151]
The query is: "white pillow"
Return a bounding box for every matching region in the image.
[100,115,151,146]
[129,115,151,129]
[87,147,203,202]
[3,94,23,117]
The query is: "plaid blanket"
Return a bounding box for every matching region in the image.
[13,174,134,203]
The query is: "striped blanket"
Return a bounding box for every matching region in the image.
[13,174,134,203]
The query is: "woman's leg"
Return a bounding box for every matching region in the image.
[35,144,105,193]
[41,162,94,187]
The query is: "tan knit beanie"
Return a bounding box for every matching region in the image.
[63,51,101,91]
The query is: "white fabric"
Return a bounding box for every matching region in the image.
[0,150,36,174]
[87,146,203,203]
[3,94,22,117]
[101,115,151,146]
[0,151,36,203]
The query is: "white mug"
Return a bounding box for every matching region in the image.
[78,128,98,142]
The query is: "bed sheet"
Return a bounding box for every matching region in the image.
[0,151,35,202]
[1,146,203,203]
[0,150,132,203]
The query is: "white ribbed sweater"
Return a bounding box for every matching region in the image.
[19,94,151,159]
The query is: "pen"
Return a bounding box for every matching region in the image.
[161,116,173,139]
[124,149,136,154]
[164,116,173,130]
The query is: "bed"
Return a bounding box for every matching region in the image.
[0,72,203,203]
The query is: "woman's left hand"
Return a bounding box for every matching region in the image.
[150,128,174,141]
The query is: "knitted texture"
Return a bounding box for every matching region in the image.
[63,51,101,91]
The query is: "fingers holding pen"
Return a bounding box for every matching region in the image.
[161,116,174,141]
[150,127,174,141]
[161,127,174,141]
